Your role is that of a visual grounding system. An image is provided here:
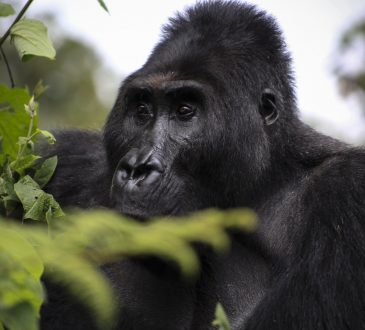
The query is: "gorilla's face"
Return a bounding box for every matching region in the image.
[105,73,224,218]
[104,65,279,219]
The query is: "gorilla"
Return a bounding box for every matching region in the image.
[40,1,365,329]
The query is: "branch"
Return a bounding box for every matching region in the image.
[0,0,35,47]
[0,46,15,87]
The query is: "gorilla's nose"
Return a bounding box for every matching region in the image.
[115,150,164,188]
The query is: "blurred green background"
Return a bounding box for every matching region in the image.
[0,1,365,142]
[0,13,119,129]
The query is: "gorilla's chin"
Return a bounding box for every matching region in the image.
[110,187,173,220]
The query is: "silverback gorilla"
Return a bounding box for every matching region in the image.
[40,1,365,329]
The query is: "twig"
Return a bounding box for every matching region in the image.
[13,103,36,168]
[0,46,15,87]
[0,0,35,47]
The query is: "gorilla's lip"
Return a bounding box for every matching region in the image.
[111,188,171,221]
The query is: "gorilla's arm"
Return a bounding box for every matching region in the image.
[246,151,365,330]
[42,130,111,209]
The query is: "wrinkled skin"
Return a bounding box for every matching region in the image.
[41,1,365,330]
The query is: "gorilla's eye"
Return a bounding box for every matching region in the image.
[176,105,196,120]
[134,103,153,123]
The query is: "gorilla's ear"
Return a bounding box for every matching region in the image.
[259,89,279,125]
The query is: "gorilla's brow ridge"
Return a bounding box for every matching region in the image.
[127,76,208,95]
[134,72,176,89]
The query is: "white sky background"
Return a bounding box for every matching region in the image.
[26,0,365,143]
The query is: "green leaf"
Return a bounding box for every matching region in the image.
[36,129,56,144]
[13,175,64,221]
[97,0,109,13]
[49,197,64,218]
[23,192,64,222]
[10,19,56,61]
[1,161,18,202]
[23,193,51,221]
[10,154,41,175]
[13,176,41,212]
[34,156,58,188]
[212,303,231,330]
[0,85,32,165]
[0,3,15,17]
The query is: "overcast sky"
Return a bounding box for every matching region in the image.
[26,0,365,143]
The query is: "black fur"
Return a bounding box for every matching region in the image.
[40,1,365,329]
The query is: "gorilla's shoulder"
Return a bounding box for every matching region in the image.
[313,147,365,182]
[40,130,110,208]
[304,147,365,213]
[46,129,104,155]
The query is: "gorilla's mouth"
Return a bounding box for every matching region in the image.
[109,149,171,218]
[110,172,170,220]
[110,188,156,219]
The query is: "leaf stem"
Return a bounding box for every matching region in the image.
[14,105,35,167]
[0,0,35,47]
[0,46,15,87]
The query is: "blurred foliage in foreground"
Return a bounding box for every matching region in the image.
[0,209,256,330]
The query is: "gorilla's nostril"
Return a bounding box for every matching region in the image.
[148,158,164,173]
[132,164,154,180]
